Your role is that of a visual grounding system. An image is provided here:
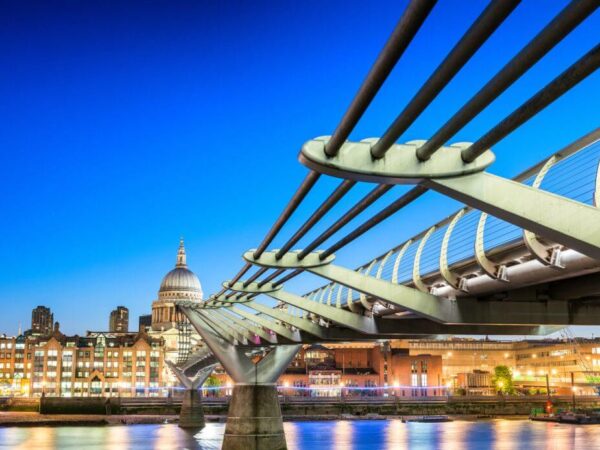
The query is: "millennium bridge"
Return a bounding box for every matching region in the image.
[166,1,600,448]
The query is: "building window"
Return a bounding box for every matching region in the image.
[411,373,418,387]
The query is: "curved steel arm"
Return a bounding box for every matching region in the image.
[522,156,564,267]
[412,227,435,292]
[439,209,467,290]
[391,240,412,283]
[474,212,508,281]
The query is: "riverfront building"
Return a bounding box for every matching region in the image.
[398,337,600,395]
[277,343,444,397]
[0,328,165,397]
[2,332,600,397]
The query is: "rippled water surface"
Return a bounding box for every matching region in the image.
[1,420,600,449]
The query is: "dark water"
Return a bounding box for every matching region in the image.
[1,420,600,449]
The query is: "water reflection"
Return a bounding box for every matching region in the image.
[1,420,600,449]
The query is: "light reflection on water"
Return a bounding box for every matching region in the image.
[1,420,600,449]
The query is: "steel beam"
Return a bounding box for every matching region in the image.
[263,289,378,333]
[217,308,278,344]
[228,306,302,342]
[243,301,328,339]
[166,360,216,391]
[237,301,559,337]
[198,310,248,345]
[426,171,600,260]
[180,306,301,383]
[313,262,600,325]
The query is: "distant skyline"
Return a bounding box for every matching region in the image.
[1,1,599,336]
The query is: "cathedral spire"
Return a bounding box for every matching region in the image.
[176,237,187,268]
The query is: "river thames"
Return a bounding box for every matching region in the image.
[1,419,599,449]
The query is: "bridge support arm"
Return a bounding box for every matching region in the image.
[217,308,278,344]
[228,305,302,342]
[308,261,600,325]
[264,289,379,333]
[426,172,600,260]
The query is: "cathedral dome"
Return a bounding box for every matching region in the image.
[158,239,203,301]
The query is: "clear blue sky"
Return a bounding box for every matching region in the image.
[0,1,598,336]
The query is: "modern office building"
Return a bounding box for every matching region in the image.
[109,306,129,332]
[30,306,54,336]
[138,314,152,333]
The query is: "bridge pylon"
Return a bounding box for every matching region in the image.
[165,360,216,429]
[179,305,301,450]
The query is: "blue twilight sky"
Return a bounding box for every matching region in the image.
[0,1,599,337]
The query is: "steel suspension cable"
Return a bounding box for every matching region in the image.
[416,0,599,161]
[269,0,437,261]
[463,44,600,162]
[325,0,438,157]
[275,180,356,259]
[370,0,521,159]
[252,170,321,259]
[297,184,393,259]
[320,186,428,260]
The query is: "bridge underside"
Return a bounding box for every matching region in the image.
[176,1,599,448]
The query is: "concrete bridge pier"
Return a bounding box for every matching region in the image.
[165,360,216,429]
[181,305,300,449]
[223,382,288,450]
[219,345,300,450]
[179,387,206,429]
